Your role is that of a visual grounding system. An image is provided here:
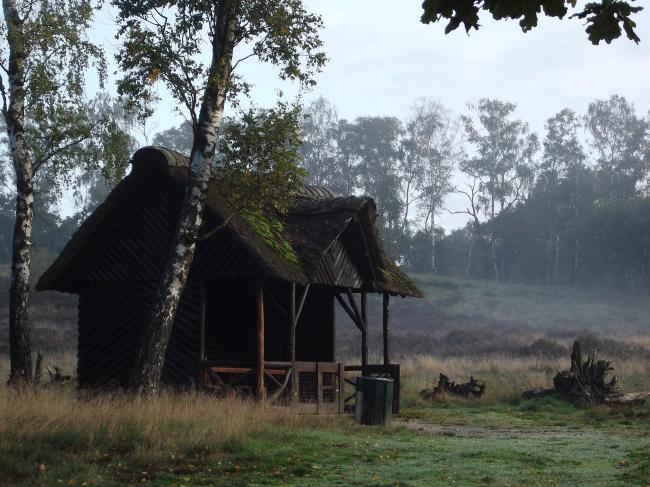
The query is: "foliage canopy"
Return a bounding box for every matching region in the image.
[421,0,643,44]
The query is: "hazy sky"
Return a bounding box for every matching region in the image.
[92,2,650,230]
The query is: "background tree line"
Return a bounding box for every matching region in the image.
[298,94,650,291]
[3,92,649,293]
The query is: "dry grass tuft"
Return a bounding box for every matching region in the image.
[400,354,650,404]
[0,387,288,453]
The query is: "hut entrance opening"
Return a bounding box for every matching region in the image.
[203,280,335,364]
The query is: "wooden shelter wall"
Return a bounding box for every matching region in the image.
[296,287,335,362]
[85,182,180,284]
[313,238,363,289]
[84,182,258,287]
[78,284,141,388]
[78,282,201,388]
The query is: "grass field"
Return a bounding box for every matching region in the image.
[2,277,650,486]
[2,352,650,486]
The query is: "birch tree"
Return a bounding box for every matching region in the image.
[460,99,539,281]
[585,95,649,199]
[113,0,325,392]
[403,99,461,273]
[541,109,585,283]
[300,97,341,191]
[1,0,128,386]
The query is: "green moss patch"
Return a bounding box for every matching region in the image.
[240,208,302,270]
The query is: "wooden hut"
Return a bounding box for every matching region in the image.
[37,147,421,413]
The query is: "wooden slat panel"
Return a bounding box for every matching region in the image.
[313,239,363,288]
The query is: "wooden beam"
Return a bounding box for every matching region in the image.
[335,293,364,332]
[268,368,292,404]
[295,283,311,323]
[256,278,266,401]
[361,291,368,367]
[355,216,377,284]
[264,287,289,322]
[382,292,390,365]
[264,369,283,388]
[289,283,297,363]
[345,288,365,332]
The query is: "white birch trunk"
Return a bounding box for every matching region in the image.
[129,1,240,393]
[3,0,34,386]
[430,211,436,274]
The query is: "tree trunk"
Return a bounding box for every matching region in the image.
[573,164,580,285]
[430,212,436,274]
[491,242,499,282]
[8,158,34,386]
[465,237,474,277]
[573,238,580,285]
[129,1,239,393]
[3,0,33,386]
[553,233,560,282]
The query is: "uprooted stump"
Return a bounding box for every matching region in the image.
[553,341,621,404]
[523,341,646,406]
[420,374,485,401]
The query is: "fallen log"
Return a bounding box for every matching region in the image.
[604,392,650,405]
[420,374,485,400]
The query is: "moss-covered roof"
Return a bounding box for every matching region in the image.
[37,146,422,298]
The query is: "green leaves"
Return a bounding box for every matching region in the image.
[573,1,643,44]
[216,102,306,213]
[113,0,326,123]
[461,98,539,218]
[1,1,128,190]
[420,0,642,44]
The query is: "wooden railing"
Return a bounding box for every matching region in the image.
[202,360,344,414]
[291,361,344,414]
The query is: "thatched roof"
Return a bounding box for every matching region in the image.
[37,146,421,297]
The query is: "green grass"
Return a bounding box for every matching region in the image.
[204,425,650,487]
[4,394,650,486]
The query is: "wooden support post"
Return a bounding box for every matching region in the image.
[289,283,296,363]
[316,361,322,414]
[338,363,345,414]
[256,278,266,401]
[198,282,206,386]
[382,292,390,365]
[291,363,299,409]
[361,291,368,367]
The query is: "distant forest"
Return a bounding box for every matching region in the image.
[1,94,649,290]
[298,95,650,291]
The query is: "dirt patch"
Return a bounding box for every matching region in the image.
[396,418,603,439]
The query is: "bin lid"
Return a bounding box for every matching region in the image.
[358,376,393,382]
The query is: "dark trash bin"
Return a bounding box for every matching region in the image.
[355,376,393,426]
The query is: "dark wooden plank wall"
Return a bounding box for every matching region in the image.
[86,181,258,285]
[78,283,141,388]
[78,281,201,388]
[86,183,181,283]
[313,238,363,288]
